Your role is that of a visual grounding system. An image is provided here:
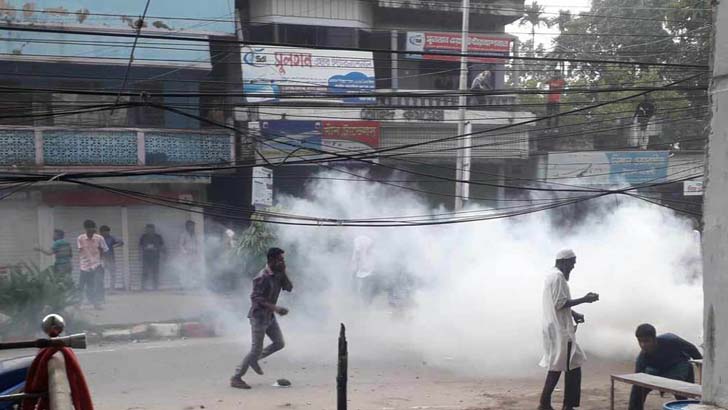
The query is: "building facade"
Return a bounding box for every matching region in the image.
[236,0,534,208]
[0,0,242,289]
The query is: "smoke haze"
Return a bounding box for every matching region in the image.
[217,170,703,376]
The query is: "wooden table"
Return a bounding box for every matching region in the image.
[610,373,702,410]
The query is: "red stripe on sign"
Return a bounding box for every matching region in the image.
[321,121,380,149]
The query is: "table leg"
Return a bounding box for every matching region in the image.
[610,378,615,410]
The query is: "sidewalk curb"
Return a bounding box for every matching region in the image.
[91,320,217,343]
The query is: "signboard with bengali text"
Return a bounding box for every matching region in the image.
[258,120,380,163]
[405,31,513,63]
[242,45,375,104]
[545,151,670,186]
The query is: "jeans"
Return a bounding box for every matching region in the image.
[628,361,694,410]
[234,316,285,378]
[539,342,582,409]
[79,265,105,305]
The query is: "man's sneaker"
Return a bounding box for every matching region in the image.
[250,362,264,375]
[230,377,251,389]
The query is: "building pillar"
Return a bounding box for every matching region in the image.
[702,0,728,406]
[120,206,132,291]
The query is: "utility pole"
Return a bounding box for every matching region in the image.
[454,0,471,210]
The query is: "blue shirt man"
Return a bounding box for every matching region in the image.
[629,323,702,410]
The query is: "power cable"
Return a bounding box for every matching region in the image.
[0,25,710,69]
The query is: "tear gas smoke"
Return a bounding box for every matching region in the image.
[216,171,703,376]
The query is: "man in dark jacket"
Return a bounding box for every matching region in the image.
[230,247,293,389]
[629,323,703,410]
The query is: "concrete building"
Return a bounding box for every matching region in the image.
[701,0,728,406]
[0,0,242,290]
[236,0,535,208]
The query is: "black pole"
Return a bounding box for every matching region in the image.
[337,323,348,410]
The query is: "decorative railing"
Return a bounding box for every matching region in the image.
[0,127,234,167]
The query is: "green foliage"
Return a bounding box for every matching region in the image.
[518,1,553,54]
[510,0,710,148]
[235,212,278,278]
[0,263,80,338]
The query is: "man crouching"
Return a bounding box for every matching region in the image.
[231,247,293,389]
[628,323,702,410]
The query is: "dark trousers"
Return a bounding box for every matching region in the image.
[142,255,160,290]
[539,342,582,409]
[546,103,561,128]
[628,361,694,410]
[234,316,285,378]
[79,266,105,305]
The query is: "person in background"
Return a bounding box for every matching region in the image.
[633,95,656,149]
[222,222,238,290]
[546,71,566,129]
[539,249,600,410]
[230,247,293,389]
[471,69,493,91]
[77,220,109,309]
[139,224,165,291]
[99,225,124,290]
[628,324,703,410]
[351,234,379,304]
[34,229,72,276]
[470,68,493,105]
[178,220,202,289]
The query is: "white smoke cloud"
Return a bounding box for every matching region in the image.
[221,170,703,377]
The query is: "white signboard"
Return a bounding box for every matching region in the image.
[252,167,273,207]
[683,180,704,196]
[242,45,375,104]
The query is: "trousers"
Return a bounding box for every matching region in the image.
[628,361,694,410]
[539,342,582,409]
[79,266,105,305]
[234,316,285,377]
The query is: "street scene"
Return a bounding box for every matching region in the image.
[0,0,726,410]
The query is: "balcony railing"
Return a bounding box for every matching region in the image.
[373,90,519,111]
[0,127,235,168]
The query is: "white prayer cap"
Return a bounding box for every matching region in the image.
[556,249,576,260]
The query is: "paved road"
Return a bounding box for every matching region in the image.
[78,337,505,410]
[62,336,668,410]
[3,335,675,410]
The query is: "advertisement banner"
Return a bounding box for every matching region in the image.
[242,46,375,104]
[545,151,670,186]
[405,32,512,63]
[683,180,704,196]
[252,167,274,207]
[259,120,380,162]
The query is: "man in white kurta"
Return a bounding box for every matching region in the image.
[538,249,600,410]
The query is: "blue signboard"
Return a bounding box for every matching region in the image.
[605,151,670,185]
[260,120,323,154]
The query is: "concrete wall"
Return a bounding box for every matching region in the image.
[702,0,728,406]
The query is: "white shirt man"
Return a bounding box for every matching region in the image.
[77,233,109,272]
[351,235,374,279]
[77,221,110,309]
[538,249,599,410]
